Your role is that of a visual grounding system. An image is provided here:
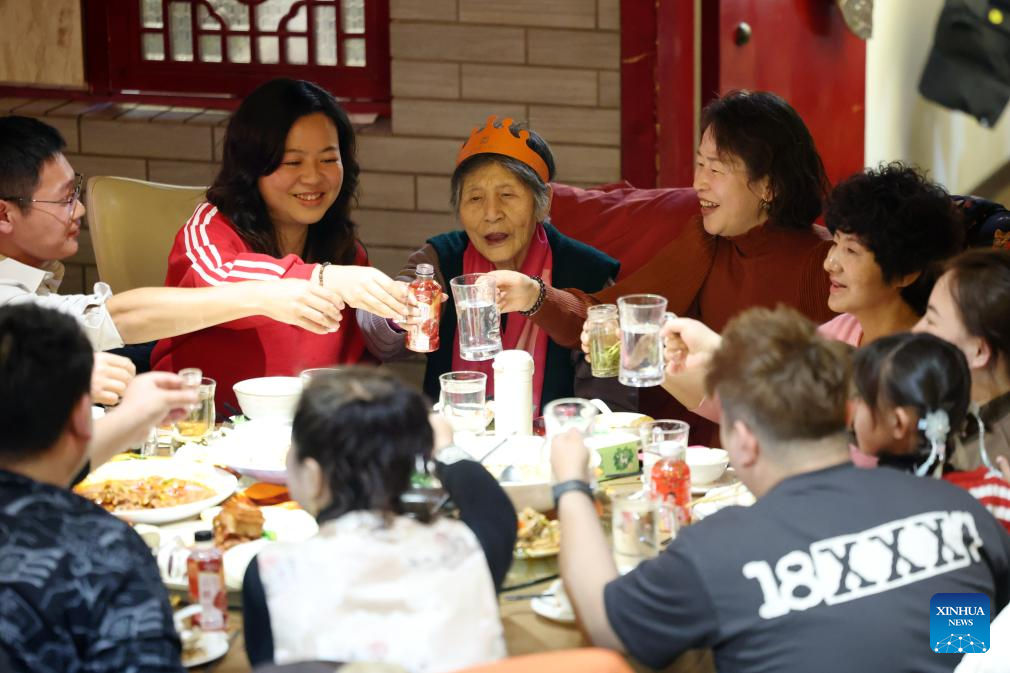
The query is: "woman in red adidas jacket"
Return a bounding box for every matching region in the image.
[152,78,408,413]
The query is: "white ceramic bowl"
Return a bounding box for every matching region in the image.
[233,376,302,422]
[686,446,729,484]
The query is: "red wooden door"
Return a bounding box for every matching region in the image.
[708,0,866,188]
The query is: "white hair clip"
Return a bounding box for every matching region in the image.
[915,409,950,479]
[968,402,999,477]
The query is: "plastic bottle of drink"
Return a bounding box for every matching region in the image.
[187,530,227,631]
[650,441,691,530]
[406,263,442,353]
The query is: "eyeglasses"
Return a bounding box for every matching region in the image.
[0,173,83,221]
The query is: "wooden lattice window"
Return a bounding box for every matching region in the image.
[87,0,389,111]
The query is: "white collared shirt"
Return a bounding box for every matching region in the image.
[0,255,124,351]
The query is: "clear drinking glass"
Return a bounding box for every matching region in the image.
[587,304,620,378]
[616,294,672,387]
[439,371,489,434]
[639,419,690,484]
[611,489,660,574]
[299,367,341,388]
[174,377,216,441]
[449,274,502,361]
[543,397,599,437]
[178,367,203,411]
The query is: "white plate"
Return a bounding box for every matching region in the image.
[692,482,755,520]
[156,506,318,591]
[175,605,230,668]
[176,420,291,484]
[76,459,237,525]
[531,580,575,624]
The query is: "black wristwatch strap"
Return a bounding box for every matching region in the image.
[552,479,593,508]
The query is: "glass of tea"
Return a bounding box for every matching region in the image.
[173,377,216,442]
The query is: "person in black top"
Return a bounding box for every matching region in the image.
[551,306,1010,673]
[0,304,197,673]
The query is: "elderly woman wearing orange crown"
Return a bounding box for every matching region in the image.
[357,116,619,411]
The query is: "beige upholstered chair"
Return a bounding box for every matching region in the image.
[84,176,206,292]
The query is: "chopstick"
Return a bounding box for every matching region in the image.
[688,488,745,509]
[503,592,555,601]
[501,574,559,593]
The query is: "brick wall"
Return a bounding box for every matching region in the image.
[0,0,620,376]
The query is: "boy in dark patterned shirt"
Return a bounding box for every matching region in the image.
[0,304,196,672]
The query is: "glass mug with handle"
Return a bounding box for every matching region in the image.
[616,294,676,387]
[611,488,660,574]
[449,273,502,361]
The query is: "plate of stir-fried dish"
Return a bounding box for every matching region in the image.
[74,458,237,524]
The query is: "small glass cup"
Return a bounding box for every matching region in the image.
[173,377,216,442]
[587,304,620,378]
[178,367,203,411]
[611,489,660,574]
[449,274,502,361]
[439,371,489,434]
[299,367,341,388]
[639,419,690,485]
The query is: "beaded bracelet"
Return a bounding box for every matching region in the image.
[519,275,546,316]
[318,261,331,286]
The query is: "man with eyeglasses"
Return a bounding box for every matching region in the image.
[0,116,346,417]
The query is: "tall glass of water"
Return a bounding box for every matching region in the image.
[617,294,669,387]
[439,371,489,434]
[450,274,502,361]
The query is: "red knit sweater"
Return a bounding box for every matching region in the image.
[151,203,372,413]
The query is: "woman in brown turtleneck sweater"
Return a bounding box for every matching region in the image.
[491,90,836,430]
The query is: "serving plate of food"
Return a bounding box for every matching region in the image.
[514,507,560,559]
[74,458,237,524]
[155,496,318,591]
[176,419,290,484]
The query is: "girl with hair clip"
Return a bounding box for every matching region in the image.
[241,368,510,670]
[152,78,409,412]
[916,248,1010,472]
[851,331,1010,532]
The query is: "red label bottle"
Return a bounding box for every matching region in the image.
[187,530,227,631]
[650,442,692,529]
[406,263,442,353]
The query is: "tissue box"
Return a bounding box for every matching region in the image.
[584,431,640,477]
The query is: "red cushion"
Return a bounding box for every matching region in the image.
[548,183,701,279]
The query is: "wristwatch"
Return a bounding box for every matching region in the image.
[552,479,593,508]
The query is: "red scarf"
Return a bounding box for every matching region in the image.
[452,224,552,411]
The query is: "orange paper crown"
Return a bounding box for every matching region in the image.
[456,115,550,183]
